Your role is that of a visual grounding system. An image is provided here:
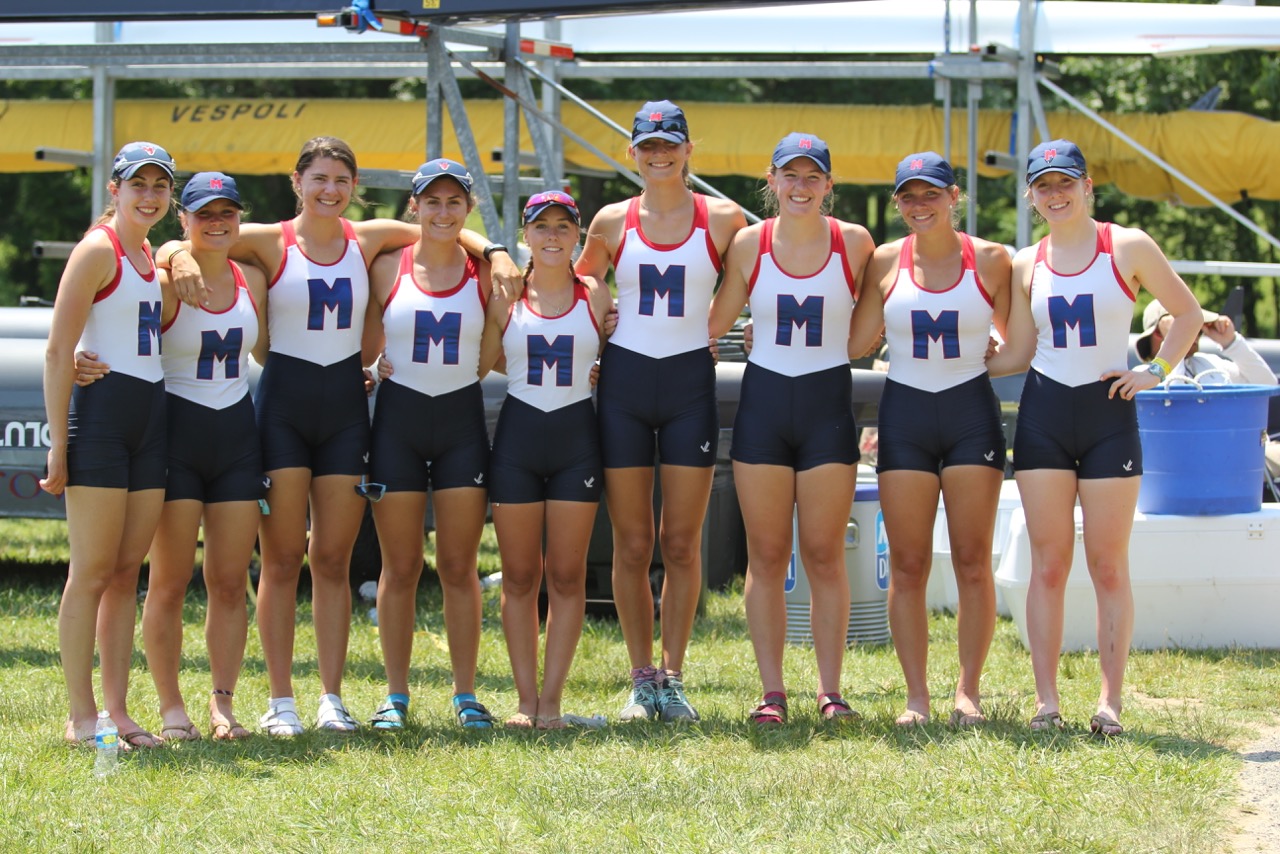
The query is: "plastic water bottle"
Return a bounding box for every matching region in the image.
[93,710,118,778]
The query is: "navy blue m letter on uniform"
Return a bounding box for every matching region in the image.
[307,277,354,330]
[138,300,162,356]
[527,335,575,386]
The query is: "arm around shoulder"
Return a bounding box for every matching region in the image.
[708,225,760,339]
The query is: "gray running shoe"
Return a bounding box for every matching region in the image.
[620,678,660,721]
[658,674,700,722]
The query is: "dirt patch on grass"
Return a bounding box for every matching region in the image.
[1232,723,1280,853]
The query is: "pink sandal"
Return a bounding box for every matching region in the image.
[749,692,788,726]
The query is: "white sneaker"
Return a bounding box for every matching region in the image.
[316,694,358,733]
[260,697,305,737]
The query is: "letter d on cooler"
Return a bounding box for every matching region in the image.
[875,509,890,592]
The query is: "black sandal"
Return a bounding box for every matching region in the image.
[749,692,788,726]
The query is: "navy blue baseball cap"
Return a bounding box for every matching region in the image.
[772,132,832,173]
[893,151,956,194]
[112,141,175,180]
[411,159,474,196]
[180,172,242,212]
[523,190,580,225]
[631,100,689,144]
[1026,139,1087,183]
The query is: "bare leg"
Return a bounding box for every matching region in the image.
[655,463,714,674]
[734,461,797,698]
[494,501,546,721]
[371,491,430,698]
[940,464,1002,719]
[795,463,857,699]
[305,474,364,698]
[604,466,657,670]
[433,487,488,697]
[98,488,165,744]
[60,486,129,742]
[537,499,597,722]
[1078,476,1141,728]
[256,467,311,700]
[201,499,259,735]
[880,469,941,724]
[1016,469,1080,720]
[142,498,202,734]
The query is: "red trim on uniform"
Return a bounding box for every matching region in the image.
[904,232,966,296]
[1098,222,1136,301]
[1036,227,1101,279]
[630,192,701,252]
[344,218,372,271]
[468,256,488,311]
[763,216,840,282]
[966,234,996,309]
[828,217,856,297]
[695,195,724,274]
[269,219,296,288]
[161,300,180,333]
[579,281,601,336]
[613,197,641,269]
[235,262,259,314]
[746,218,772,295]
[90,225,124,303]
[200,260,246,316]
[280,217,354,268]
[383,245,413,311]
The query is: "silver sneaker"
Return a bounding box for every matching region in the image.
[620,679,660,721]
[658,675,699,722]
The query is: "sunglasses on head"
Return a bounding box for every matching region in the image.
[525,191,578,211]
[355,479,387,502]
[632,120,687,139]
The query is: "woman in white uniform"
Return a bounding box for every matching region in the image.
[709,133,876,725]
[987,139,1202,736]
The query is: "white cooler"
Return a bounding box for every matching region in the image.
[995,504,1280,651]
[784,483,890,646]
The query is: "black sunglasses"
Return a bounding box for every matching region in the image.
[355,480,387,502]
[632,120,687,139]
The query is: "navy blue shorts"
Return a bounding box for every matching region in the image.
[1013,367,1142,478]
[66,372,167,491]
[255,351,370,476]
[165,393,264,503]
[490,396,602,504]
[596,343,718,469]
[731,362,859,471]
[877,374,1006,474]
[369,379,490,493]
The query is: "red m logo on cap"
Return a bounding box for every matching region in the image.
[1044,148,1057,162]
[649,112,663,121]
[798,138,812,149]
[210,178,223,190]
[142,145,156,156]
[910,159,924,170]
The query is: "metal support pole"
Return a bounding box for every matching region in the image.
[91,22,115,220]
[967,79,980,236]
[425,30,503,242]
[425,32,443,160]
[1038,75,1280,253]
[541,18,564,187]
[510,60,561,191]
[1014,0,1036,247]
[502,23,522,249]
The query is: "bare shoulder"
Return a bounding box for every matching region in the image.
[706,195,748,225]
[1107,222,1161,255]
[836,219,875,256]
[972,237,1013,271]
[871,236,907,265]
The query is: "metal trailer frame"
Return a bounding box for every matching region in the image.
[2,0,1279,260]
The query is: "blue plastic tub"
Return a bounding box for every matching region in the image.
[1136,383,1280,515]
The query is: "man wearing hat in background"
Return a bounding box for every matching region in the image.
[1135,299,1276,387]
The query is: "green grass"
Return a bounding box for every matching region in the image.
[0,518,1269,851]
